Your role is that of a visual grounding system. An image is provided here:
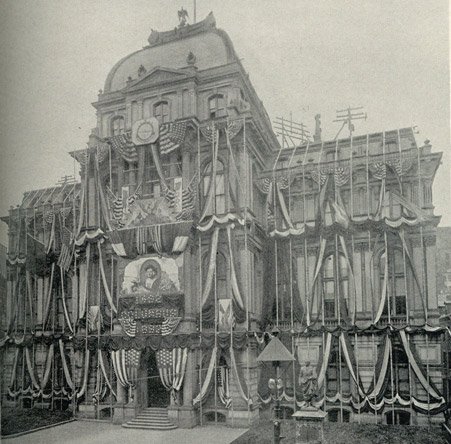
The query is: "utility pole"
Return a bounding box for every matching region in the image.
[273,115,311,149]
[333,106,367,139]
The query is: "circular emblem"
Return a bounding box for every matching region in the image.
[132,117,159,145]
[137,122,154,142]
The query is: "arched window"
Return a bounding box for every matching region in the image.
[208,94,226,119]
[322,253,349,319]
[202,160,226,215]
[111,116,125,136]
[380,248,407,318]
[153,101,170,124]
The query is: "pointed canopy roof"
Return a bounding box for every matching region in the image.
[257,336,295,363]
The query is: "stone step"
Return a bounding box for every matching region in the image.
[122,423,177,430]
[128,419,173,425]
[121,407,177,431]
[137,411,168,417]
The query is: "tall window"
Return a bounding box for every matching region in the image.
[381,249,407,318]
[123,160,138,188]
[143,150,160,197]
[392,346,410,396]
[203,160,226,215]
[326,348,351,397]
[208,94,226,119]
[322,253,349,319]
[153,101,170,124]
[112,116,125,136]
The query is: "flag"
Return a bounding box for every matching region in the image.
[109,132,138,163]
[159,121,187,155]
[57,227,74,271]
[108,230,127,257]
[156,349,173,388]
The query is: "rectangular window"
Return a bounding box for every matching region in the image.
[123,161,138,188]
[305,195,315,221]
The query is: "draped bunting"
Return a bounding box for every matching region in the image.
[226,226,245,311]
[193,346,217,405]
[78,243,90,320]
[199,123,219,144]
[198,127,219,222]
[112,349,131,387]
[254,177,271,194]
[225,118,244,140]
[98,349,117,398]
[399,330,444,402]
[97,241,117,314]
[159,120,187,155]
[24,344,54,397]
[109,132,138,163]
[201,227,219,308]
[218,364,232,407]
[156,347,188,393]
[373,250,388,324]
[59,266,74,333]
[197,213,244,232]
[230,346,253,405]
[317,332,332,390]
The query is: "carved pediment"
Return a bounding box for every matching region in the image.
[126,67,192,91]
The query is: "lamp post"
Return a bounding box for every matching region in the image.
[257,327,295,444]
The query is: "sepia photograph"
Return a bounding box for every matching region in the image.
[0,1,449,443]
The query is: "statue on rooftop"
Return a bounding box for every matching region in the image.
[178,7,189,27]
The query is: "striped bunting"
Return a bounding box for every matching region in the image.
[161,183,177,208]
[109,132,138,163]
[57,227,74,271]
[159,121,187,155]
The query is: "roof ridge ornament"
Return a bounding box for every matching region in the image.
[147,12,216,47]
[178,7,189,28]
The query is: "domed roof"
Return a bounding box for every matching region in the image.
[104,13,236,93]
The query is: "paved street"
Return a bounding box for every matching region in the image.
[5,420,247,444]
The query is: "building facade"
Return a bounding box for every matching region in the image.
[0,13,448,428]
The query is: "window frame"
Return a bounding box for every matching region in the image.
[111,116,125,136]
[153,100,170,124]
[202,158,228,216]
[208,94,227,119]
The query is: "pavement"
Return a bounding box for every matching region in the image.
[4,420,248,444]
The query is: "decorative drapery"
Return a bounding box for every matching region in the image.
[24,344,54,397]
[97,241,117,314]
[226,226,245,311]
[230,346,253,405]
[59,266,74,333]
[156,347,188,393]
[399,330,444,403]
[193,346,217,405]
[201,227,219,308]
[111,349,132,387]
[98,349,117,398]
[198,127,219,222]
[58,339,90,399]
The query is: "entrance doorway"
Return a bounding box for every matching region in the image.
[147,351,170,407]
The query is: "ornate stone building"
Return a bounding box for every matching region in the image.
[0,13,447,429]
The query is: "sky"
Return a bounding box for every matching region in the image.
[0,0,449,245]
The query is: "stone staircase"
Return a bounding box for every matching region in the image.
[122,407,177,430]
